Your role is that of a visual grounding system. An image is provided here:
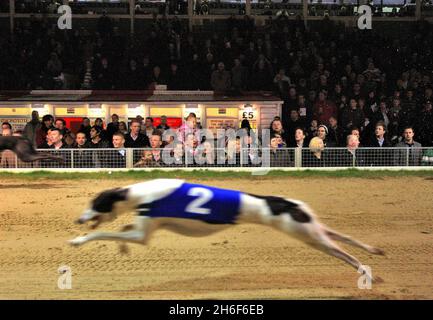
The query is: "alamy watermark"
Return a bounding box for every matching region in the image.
[57,5,72,30]
[357,5,373,30]
[155,128,272,175]
[56,4,373,31]
[57,265,72,290]
[357,265,372,289]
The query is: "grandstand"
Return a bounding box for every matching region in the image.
[0,0,432,172]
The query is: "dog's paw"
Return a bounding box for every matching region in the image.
[68,236,87,247]
[370,247,385,256]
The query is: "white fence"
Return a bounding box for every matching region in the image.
[1,147,433,170]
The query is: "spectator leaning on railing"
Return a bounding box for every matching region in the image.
[109,132,126,168]
[394,126,422,166]
[366,121,392,166]
[329,134,364,167]
[72,132,91,168]
[303,137,326,167]
[269,134,291,167]
[149,133,163,166]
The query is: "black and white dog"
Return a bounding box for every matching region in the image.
[0,136,64,163]
[69,179,384,282]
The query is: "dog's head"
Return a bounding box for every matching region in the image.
[76,188,130,228]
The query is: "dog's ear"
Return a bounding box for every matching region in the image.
[92,188,129,213]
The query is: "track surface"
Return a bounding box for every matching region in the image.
[0,177,432,299]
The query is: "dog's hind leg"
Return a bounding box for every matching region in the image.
[305,227,382,283]
[323,226,385,256]
[275,217,381,283]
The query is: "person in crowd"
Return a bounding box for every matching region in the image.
[71,132,91,168]
[148,133,164,166]
[269,134,292,167]
[106,114,120,144]
[118,121,129,135]
[89,125,110,149]
[290,127,308,148]
[366,121,392,166]
[313,90,337,126]
[54,118,74,146]
[285,109,305,146]
[35,115,54,148]
[78,117,92,141]
[211,62,231,92]
[143,117,155,140]
[270,119,288,147]
[317,124,337,148]
[1,122,12,134]
[328,134,364,167]
[394,126,423,166]
[303,137,326,167]
[177,113,200,145]
[49,128,67,150]
[327,116,344,147]
[340,98,365,137]
[156,115,170,131]
[108,132,126,168]
[125,119,150,148]
[23,111,41,147]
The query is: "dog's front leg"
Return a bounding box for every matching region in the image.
[69,216,153,247]
[69,229,145,247]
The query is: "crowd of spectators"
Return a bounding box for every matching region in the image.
[1,13,433,167]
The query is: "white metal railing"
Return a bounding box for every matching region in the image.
[1,147,432,170]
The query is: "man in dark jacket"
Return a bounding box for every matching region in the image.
[72,132,92,168]
[106,114,120,145]
[108,132,127,168]
[125,119,150,148]
[89,125,110,168]
[366,121,392,166]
